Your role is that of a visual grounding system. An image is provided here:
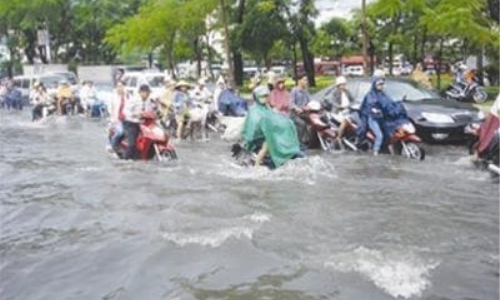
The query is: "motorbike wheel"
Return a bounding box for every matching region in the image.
[472,88,488,104]
[160,149,178,161]
[401,142,426,161]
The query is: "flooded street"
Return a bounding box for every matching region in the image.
[0,110,498,300]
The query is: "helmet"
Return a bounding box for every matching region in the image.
[335,76,347,86]
[253,85,270,98]
[306,101,321,112]
[175,80,191,89]
[459,63,468,71]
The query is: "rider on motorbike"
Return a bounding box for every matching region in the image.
[358,76,397,155]
[158,78,176,123]
[241,86,302,168]
[108,80,129,153]
[79,81,98,114]
[31,83,52,121]
[173,81,193,138]
[323,76,355,145]
[122,84,157,160]
[56,80,74,114]
[290,76,312,145]
[268,74,291,115]
[191,78,212,104]
[471,94,500,163]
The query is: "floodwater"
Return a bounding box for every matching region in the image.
[0,110,498,300]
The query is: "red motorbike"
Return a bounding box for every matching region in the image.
[301,101,338,151]
[332,109,425,160]
[109,111,178,161]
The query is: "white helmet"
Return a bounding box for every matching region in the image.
[335,76,347,86]
[306,101,321,112]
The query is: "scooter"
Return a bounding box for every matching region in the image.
[109,111,178,161]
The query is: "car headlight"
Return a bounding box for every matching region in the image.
[476,110,485,120]
[421,112,454,123]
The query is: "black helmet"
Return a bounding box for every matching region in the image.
[139,84,151,92]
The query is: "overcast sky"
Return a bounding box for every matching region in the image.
[315,0,375,26]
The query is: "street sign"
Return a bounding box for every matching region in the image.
[37,30,49,46]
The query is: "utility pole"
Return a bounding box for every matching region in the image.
[219,0,235,88]
[361,0,369,77]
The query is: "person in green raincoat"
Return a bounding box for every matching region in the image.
[241,85,304,168]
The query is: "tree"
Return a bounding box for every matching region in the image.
[421,0,496,88]
[238,1,287,68]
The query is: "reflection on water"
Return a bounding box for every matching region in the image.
[0,111,498,300]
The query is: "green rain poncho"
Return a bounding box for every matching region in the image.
[241,102,301,167]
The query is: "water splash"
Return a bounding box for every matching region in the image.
[162,212,271,248]
[211,155,337,184]
[324,247,439,299]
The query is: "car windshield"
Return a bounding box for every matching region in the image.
[146,76,165,88]
[347,80,439,103]
[38,75,65,87]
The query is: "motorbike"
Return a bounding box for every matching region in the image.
[445,78,488,104]
[109,111,178,161]
[330,105,426,160]
[465,121,500,177]
[32,101,57,121]
[230,141,304,169]
[300,101,339,151]
[87,98,108,119]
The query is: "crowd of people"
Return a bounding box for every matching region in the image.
[0,69,418,165]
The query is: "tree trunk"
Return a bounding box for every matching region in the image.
[205,33,215,79]
[232,53,244,86]
[232,0,246,87]
[419,27,427,63]
[292,42,298,83]
[194,38,202,78]
[361,0,369,76]
[388,42,394,75]
[412,34,419,64]
[436,38,444,90]
[299,37,315,87]
[219,0,235,88]
[477,47,484,85]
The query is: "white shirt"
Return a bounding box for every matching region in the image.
[109,91,128,123]
[340,91,350,109]
[213,86,224,111]
[124,95,157,123]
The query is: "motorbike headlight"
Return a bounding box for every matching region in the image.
[401,123,416,134]
[476,110,485,120]
[421,112,454,124]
